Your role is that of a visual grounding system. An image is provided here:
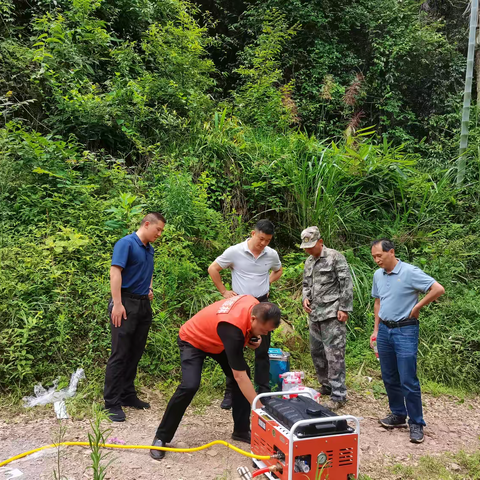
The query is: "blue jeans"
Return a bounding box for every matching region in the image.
[377,322,425,426]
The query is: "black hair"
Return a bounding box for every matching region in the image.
[370,238,395,252]
[255,219,275,235]
[141,212,166,225]
[252,302,281,328]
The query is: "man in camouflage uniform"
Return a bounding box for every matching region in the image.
[301,226,353,411]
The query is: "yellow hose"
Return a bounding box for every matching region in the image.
[0,440,271,468]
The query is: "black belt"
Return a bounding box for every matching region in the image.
[121,290,149,300]
[381,318,419,328]
[255,294,269,303]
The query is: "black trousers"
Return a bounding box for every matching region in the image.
[156,337,251,443]
[104,293,152,408]
[226,293,271,394]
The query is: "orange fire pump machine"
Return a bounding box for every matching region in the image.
[250,391,360,479]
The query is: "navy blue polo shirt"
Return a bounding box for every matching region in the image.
[111,232,154,295]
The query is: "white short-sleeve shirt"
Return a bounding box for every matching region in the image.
[215,240,282,297]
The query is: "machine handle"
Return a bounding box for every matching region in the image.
[252,390,315,411]
[289,415,360,436]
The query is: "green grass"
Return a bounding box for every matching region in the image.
[357,450,480,480]
[421,379,479,399]
[390,450,480,480]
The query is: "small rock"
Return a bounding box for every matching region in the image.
[206,449,218,457]
[176,442,188,448]
[450,463,461,472]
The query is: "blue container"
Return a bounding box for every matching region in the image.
[268,348,291,390]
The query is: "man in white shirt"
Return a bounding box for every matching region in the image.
[208,219,283,408]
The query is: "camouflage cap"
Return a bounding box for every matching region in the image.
[300,226,321,248]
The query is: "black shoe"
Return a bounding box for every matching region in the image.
[231,431,251,444]
[121,397,151,409]
[410,424,424,444]
[379,413,408,429]
[221,391,233,410]
[150,437,166,460]
[106,406,126,422]
[319,385,332,396]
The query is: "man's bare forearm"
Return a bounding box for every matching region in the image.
[269,267,283,285]
[373,298,380,333]
[110,266,123,305]
[415,282,445,310]
[208,264,226,295]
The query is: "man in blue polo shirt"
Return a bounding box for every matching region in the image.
[104,212,166,422]
[370,239,445,443]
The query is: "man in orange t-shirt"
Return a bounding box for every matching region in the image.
[150,295,281,461]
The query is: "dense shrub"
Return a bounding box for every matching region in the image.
[1,0,480,394]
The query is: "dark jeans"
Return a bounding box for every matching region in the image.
[226,293,270,395]
[156,337,251,443]
[377,321,425,426]
[104,293,152,408]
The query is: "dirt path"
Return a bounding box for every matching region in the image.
[1,389,479,480]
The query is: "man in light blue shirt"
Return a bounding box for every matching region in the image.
[370,239,444,444]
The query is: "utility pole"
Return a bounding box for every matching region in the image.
[477,6,480,107]
[457,0,479,186]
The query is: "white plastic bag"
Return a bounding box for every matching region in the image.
[296,385,321,403]
[53,400,69,419]
[23,368,85,416]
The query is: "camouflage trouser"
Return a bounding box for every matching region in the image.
[309,317,347,401]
